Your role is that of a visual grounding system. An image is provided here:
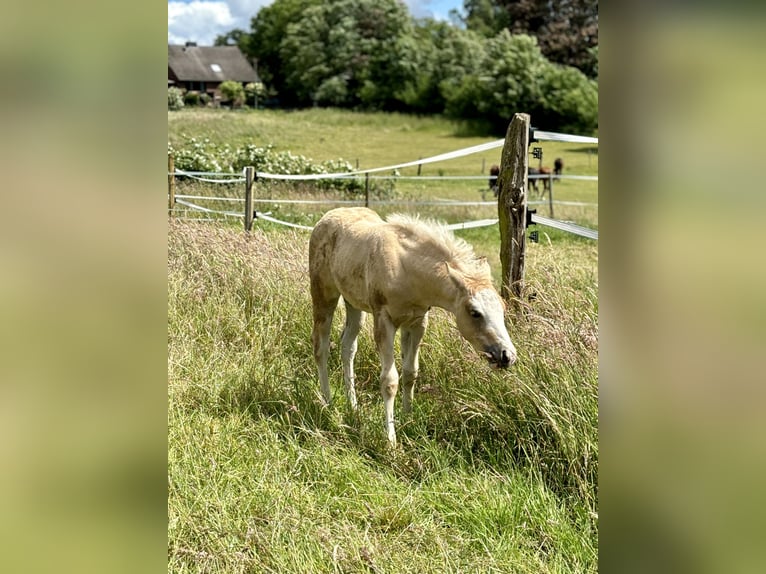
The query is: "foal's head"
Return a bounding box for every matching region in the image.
[446,261,517,369]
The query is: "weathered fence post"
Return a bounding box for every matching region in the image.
[497,113,530,311]
[168,154,175,218]
[365,172,370,207]
[244,166,255,231]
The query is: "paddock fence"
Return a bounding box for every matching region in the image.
[167,128,598,240]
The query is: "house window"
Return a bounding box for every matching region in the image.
[210,64,222,73]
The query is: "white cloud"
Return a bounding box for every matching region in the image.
[167,0,463,46]
[168,1,270,46]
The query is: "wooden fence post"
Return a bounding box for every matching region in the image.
[497,113,530,311]
[365,172,370,208]
[168,154,175,218]
[244,166,255,231]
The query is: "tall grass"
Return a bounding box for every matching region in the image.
[168,218,597,573]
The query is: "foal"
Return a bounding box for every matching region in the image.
[309,207,516,446]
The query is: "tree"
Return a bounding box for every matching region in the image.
[461,0,508,37]
[214,29,251,51]
[402,20,487,114]
[279,0,418,109]
[443,30,596,134]
[537,64,598,133]
[463,0,598,77]
[247,0,322,106]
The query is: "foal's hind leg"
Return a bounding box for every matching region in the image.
[401,314,428,415]
[311,285,340,405]
[341,301,364,409]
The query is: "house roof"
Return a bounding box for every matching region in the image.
[168,44,259,83]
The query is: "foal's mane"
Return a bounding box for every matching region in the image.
[385,213,493,287]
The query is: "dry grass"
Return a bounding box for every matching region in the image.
[168,218,597,573]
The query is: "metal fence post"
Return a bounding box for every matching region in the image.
[244,166,255,231]
[168,155,176,218]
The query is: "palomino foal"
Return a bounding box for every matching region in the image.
[309,207,516,446]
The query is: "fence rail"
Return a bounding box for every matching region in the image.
[168,130,597,241]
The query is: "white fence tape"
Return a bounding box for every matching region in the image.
[175,169,246,184]
[176,194,245,202]
[254,212,315,231]
[532,131,599,144]
[530,213,598,240]
[171,129,596,184]
[175,198,244,218]
[445,219,500,231]
[256,139,506,181]
[174,199,597,239]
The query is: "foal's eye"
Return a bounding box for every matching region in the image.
[470,309,483,319]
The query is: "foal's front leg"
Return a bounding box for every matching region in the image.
[401,314,428,415]
[373,311,398,446]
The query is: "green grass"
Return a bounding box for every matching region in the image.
[168,109,598,573]
[168,107,598,176]
[168,224,597,573]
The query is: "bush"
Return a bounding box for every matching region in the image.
[245,82,266,108]
[167,135,385,198]
[219,80,245,107]
[183,91,201,107]
[168,87,185,111]
[168,137,231,173]
[199,93,212,107]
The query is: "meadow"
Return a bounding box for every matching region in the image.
[168,108,598,572]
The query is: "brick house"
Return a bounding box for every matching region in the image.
[168,42,260,102]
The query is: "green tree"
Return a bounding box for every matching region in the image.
[537,64,598,133]
[214,29,251,52]
[248,0,322,106]
[402,20,486,114]
[444,32,547,129]
[461,0,508,37]
[279,0,418,110]
[444,30,596,134]
[463,0,598,77]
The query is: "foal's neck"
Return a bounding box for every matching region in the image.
[413,256,472,314]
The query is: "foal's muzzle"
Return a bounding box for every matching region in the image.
[484,345,516,369]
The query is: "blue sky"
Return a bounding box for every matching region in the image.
[168,0,465,46]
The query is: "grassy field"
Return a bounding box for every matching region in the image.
[168,108,598,232]
[168,109,598,573]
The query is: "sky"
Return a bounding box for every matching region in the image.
[168,0,465,46]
